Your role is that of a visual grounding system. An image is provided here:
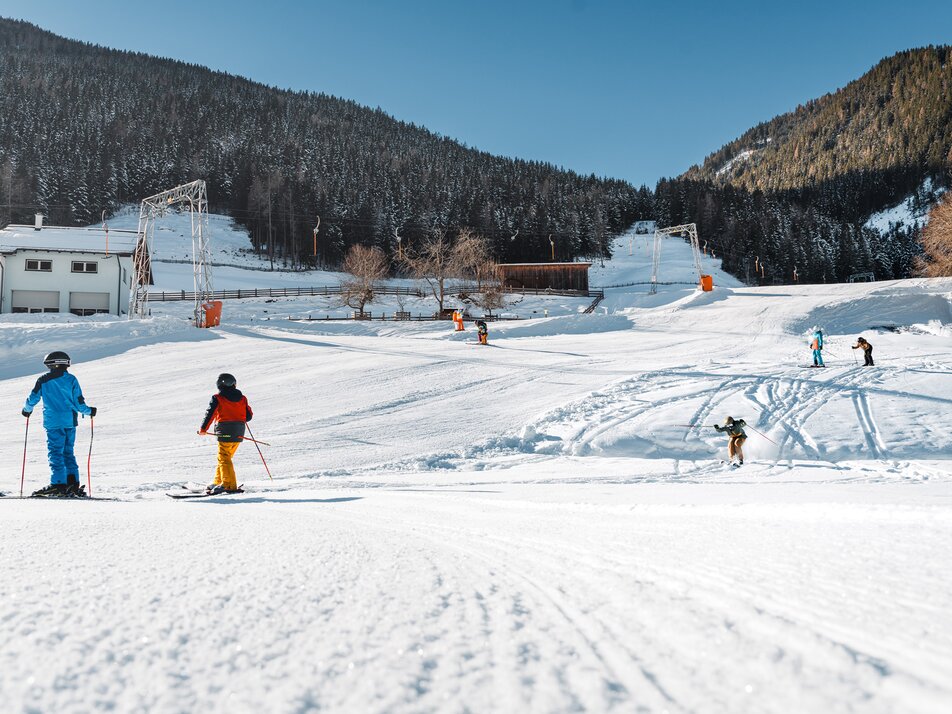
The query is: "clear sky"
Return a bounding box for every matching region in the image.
[4,0,952,186]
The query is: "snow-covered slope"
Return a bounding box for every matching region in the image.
[1,223,950,713]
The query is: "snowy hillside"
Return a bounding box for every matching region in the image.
[1,226,951,713]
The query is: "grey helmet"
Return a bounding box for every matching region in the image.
[43,351,71,368]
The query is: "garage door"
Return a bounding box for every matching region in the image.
[11,290,60,313]
[69,291,111,315]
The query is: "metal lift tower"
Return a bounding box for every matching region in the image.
[129,180,212,324]
[649,222,704,295]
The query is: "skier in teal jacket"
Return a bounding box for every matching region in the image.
[22,351,96,497]
[809,327,824,367]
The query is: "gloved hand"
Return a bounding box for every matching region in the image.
[22,409,31,418]
[89,407,97,417]
[713,424,719,429]
[198,429,207,436]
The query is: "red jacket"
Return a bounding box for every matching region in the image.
[200,386,253,441]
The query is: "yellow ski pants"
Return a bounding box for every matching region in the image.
[214,441,240,490]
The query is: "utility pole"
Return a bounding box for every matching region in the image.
[313,215,321,266]
[549,234,555,261]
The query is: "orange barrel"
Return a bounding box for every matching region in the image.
[202,300,223,327]
[700,275,714,292]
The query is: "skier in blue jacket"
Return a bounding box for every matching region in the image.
[22,351,97,498]
[809,326,825,367]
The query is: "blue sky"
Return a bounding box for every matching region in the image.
[4,0,952,186]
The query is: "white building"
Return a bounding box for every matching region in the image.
[0,216,138,315]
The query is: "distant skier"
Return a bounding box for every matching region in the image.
[198,373,253,494]
[852,336,874,366]
[714,416,747,466]
[22,351,96,498]
[453,309,465,332]
[809,326,825,367]
[476,319,488,345]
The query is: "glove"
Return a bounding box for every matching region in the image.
[89,407,97,417]
[713,424,719,429]
[22,409,31,418]
[198,429,207,436]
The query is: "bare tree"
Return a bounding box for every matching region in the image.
[472,263,508,316]
[916,192,952,277]
[400,229,457,313]
[453,228,493,290]
[340,245,389,316]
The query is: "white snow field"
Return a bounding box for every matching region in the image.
[1,224,951,714]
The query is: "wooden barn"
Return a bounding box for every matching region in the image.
[496,262,592,291]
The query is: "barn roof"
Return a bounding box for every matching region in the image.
[0,225,138,255]
[497,262,592,268]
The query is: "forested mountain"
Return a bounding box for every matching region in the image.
[657,47,952,284]
[2,17,948,284]
[0,18,648,268]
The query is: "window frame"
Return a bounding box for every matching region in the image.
[25,259,53,272]
[71,261,99,274]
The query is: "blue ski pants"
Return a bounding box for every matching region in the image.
[812,349,824,366]
[46,427,79,484]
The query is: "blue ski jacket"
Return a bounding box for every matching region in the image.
[23,369,93,429]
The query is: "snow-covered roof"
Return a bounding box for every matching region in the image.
[498,262,592,268]
[0,224,138,255]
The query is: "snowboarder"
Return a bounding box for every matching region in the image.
[809,326,825,367]
[714,416,747,466]
[198,373,253,494]
[21,351,96,498]
[852,336,874,366]
[476,319,488,345]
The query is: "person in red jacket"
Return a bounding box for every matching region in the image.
[198,373,253,494]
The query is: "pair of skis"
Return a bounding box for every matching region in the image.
[166,482,245,499]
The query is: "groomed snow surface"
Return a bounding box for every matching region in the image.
[1,225,951,713]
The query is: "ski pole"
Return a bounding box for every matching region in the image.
[87,416,94,497]
[746,424,779,446]
[200,432,271,447]
[246,424,273,481]
[20,415,30,498]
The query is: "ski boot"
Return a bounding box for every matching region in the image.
[206,484,244,496]
[64,475,87,498]
[31,483,68,498]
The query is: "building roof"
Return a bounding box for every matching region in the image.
[497,262,592,268]
[0,225,138,255]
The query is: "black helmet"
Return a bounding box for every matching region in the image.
[216,373,236,389]
[44,351,71,368]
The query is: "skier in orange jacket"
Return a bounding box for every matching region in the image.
[198,373,253,494]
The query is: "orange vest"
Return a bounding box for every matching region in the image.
[214,394,251,423]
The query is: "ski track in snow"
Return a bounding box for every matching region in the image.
[0,223,950,713]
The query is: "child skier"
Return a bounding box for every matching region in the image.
[198,373,253,494]
[852,337,874,366]
[714,416,747,466]
[476,319,488,345]
[453,310,465,332]
[22,351,96,498]
[809,326,824,367]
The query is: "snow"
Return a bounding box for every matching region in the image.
[715,148,756,177]
[864,177,947,234]
[1,217,951,713]
[0,224,138,254]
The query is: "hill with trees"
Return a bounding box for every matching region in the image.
[0,18,648,269]
[657,47,952,284]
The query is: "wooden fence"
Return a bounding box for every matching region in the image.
[147,284,604,302]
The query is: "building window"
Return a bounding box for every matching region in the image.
[25,259,52,272]
[71,261,99,273]
[12,306,59,314]
[70,308,109,316]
